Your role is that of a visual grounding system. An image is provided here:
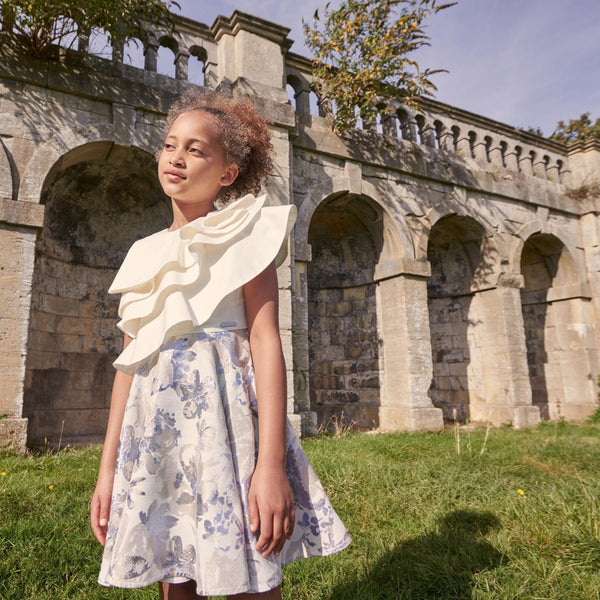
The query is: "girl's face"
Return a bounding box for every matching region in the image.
[158,110,238,210]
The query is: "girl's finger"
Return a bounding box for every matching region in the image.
[286,505,296,538]
[255,517,273,555]
[248,494,260,534]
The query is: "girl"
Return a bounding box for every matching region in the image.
[90,90,351,600]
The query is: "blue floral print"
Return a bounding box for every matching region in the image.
[99,330,351,596]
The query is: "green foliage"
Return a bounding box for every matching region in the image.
[303,0,455,133]
[2,422,600,598]
[550,112,600,144]
[0,0,178,58]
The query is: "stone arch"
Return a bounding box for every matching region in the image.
[23,142,171,445]
[306,192,402,430]
[519,232,596,420]
[426,213,500,422]
[296,179,415,264]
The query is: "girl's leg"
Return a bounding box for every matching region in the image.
[227,586,282,600]
[158,580,207,600]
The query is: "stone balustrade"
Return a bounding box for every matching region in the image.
[284,53,570,186]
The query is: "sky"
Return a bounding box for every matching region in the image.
[171,0,600,137]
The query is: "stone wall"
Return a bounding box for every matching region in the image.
[0,9,599,450]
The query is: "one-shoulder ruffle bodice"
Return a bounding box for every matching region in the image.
[109,194,297,374]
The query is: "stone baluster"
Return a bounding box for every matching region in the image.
[175,52,189,80]
[487,136,504,168]
[112,40,124,63]
[519,148,534,176]
[144,41,159,72]
[532,151,547,178]
[77,30,90,53]
[397,109,417,142]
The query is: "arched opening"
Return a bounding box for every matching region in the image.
[23,143,171,446]
[307,194,384,431]
[427,215,494,423]
[189,45,207,86]
[157,37,177,77]
[520,233,594,420]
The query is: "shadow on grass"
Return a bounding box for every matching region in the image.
[331,510,505,599]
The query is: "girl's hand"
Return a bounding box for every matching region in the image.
[248,462,295,558]
[90,471,114,546]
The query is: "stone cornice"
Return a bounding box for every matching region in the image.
[568,139,600,155]
[211,10,293,52]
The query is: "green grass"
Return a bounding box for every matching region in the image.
[2,420,600,599]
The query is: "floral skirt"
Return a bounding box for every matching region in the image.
[98,330,351,596]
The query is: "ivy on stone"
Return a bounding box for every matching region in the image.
[0,0,178,58]
[303,0,455,133]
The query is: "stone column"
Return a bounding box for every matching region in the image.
[175,52,189,81]
[294,88,311,115]
[468,284,540,427]
[144,43,158,72]
[291,242,317,436]
[0,200,45,451]
[377,262,443,431]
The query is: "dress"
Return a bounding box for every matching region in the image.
[98,194,351,596]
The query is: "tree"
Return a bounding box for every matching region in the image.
[303,0,455,132]
[550,113,600,144]
[0,0,178,58]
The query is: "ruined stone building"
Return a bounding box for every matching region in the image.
[1,11,599,451]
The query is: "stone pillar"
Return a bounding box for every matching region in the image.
[468,285,540,427]
[112,41,124,63]
[212,11,291,103]
[504,143,520,172]
[0,200,45,452]
[377,262,443,431]
[175,52,189,81]
[488,138,504,169]
[291,88,308,115]
[291,242,317,436]
[78,31,90,54]
[519,148,534,177]
[144,43,158,72]
[545,289,597,419]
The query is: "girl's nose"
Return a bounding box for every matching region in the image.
[169,149,185,166]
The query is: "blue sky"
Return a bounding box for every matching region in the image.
[171,0,599,136]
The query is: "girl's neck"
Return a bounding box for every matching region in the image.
[169,198,217,231]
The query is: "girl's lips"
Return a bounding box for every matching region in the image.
[164,170,186,181]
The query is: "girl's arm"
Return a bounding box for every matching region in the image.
[243,261,295,558]
[90,334,133,546]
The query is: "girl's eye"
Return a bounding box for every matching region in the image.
[189,147,204,156]
[164,143,175,151]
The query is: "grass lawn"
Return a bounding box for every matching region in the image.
[1,419,600,599]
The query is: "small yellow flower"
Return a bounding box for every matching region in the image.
[517,489,525,495]
[49,485,54,490]
[0,472,6,476]
[542,481,547,485]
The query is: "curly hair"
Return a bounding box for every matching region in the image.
[165,90,274,203]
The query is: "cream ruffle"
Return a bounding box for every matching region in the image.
[109,194,297,374]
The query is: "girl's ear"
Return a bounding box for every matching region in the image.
[221,164,239,187]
